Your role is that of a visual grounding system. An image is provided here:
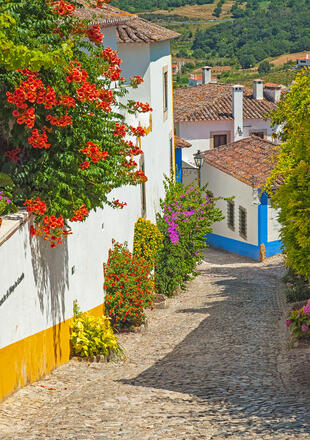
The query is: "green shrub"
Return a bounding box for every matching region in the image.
[155,178,223,297]
[104,241,154,329]
[283,268,310,303]
[70,301,122,359]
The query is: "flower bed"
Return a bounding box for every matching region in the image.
[286,299,310,342]
[104,241,154,330]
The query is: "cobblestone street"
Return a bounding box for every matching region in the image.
[1,248,310,439]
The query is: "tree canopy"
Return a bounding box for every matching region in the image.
[266,69,310,280]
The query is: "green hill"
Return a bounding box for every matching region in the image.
[193,0,310,68]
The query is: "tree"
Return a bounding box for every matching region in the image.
[266,69,310,280]
[238,52,255,69]
[258,60,271,75]
[0,1,150,247]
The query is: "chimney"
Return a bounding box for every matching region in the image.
[232,85,244,141]
[253,79,263,100]
[263,84,282,103]
[202,66,211,85]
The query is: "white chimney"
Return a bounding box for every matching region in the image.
[253,79,263,100]
[202,66,211,85]
[263,84,282,103]
[232,85,244,141]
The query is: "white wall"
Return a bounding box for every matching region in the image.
[201,164,258,246]
[0,35,173,350]
[177,120,234,164]
[243,118,273,140]
[267,200,281,242]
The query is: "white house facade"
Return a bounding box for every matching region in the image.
[200,136,282,261]
[173,71,281,182]
[0,3,178,401]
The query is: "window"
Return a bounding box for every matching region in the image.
[239,206,247,239]
[213,134,227,148]
[140,156,146,218]
[252,131,264,139]
[163,65,168,120]
[250,130,267,139]
[210,131,230,149]
[227,200,235,230]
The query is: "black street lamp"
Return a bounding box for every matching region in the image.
[194,150,204,187]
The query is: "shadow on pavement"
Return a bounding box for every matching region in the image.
[120,257,310,437]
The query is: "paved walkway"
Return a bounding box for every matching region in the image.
[1,248,310,440]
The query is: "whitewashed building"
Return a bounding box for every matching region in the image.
[0,3,178,401]
[173,70,280,181]
[296,54,310,68]
[201,136,282,261]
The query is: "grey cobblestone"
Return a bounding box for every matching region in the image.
[1,248,310,439]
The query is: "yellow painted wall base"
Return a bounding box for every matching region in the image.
[0,303,104,402]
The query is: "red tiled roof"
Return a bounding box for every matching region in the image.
[174,83,276,122]
[75,1,135,25]
[202,136,279,188]
[75,2,179,41]
[174,136,192,149]
[297,55,310,60]
[116,18,180,43]
[264,83,281,88]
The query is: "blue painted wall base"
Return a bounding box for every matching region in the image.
[265,240,282,258]
[206,233,261,260]
[206,191,282,261]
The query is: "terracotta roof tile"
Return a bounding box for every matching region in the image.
[75,1,136,25]
[264,83,281,88]
[202,136,279,188]
[174,136,192,149]
[116,18,180,44]
[174,83,276,122]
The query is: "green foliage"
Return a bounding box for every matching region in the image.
[70,301,123,359]
[213,0,224,17]
[133,217,163,268]
[0,9,73,71]
[266,69,310,280]
[258,60,271,75]
[0,172,13,188]
[283,268,310,303]
[155,178,224,296]
[104,241,154,329]
[192,0,310,67]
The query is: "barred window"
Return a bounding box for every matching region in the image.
[227,200,235,230]
[239,206,247,239]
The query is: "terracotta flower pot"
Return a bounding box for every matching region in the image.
[0,218,2,228]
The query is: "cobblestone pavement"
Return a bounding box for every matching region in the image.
[1,248,310,440]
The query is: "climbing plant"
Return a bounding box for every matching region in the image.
[0,0,151,247]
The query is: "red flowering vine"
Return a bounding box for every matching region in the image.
[1,0,153,249]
